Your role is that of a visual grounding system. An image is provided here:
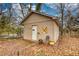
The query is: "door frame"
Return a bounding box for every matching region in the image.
[32,25,37,41]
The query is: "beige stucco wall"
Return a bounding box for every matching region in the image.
[23,13,59,42]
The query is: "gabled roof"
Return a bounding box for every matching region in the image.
[20,11,59,26]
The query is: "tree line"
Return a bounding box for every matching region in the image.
[0,3,79,37]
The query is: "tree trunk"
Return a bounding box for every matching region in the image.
[19,3,25,18]
[60,3,64,36]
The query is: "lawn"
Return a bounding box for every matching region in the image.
[0,35,79,56]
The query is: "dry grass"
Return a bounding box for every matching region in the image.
[0,35,79,56]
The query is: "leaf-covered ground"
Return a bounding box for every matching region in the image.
[0,35,79,56]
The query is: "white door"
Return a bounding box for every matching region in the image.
[32,25,37,40]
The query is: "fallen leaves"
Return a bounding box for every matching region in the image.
[0,36,79,56]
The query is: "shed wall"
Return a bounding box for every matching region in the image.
[23,13,59,42]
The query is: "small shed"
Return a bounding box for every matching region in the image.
[21,11,59,44]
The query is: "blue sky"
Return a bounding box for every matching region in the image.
[41,4,58,16]
[0,4,11,10]
[0,3,58,16]
[0,3,78,17]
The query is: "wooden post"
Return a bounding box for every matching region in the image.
[17,50,19,56]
